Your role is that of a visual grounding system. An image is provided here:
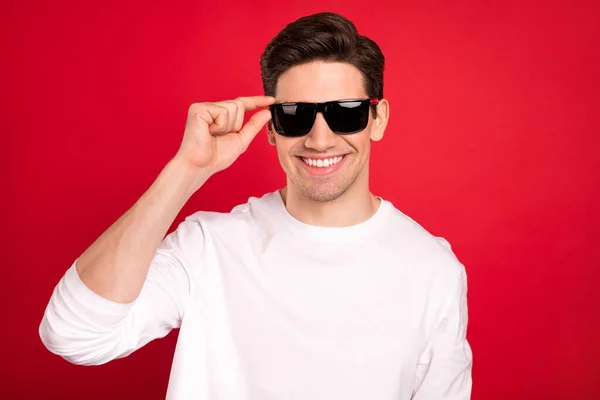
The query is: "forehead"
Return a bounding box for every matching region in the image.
[275,61,367,103]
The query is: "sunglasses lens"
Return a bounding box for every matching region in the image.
[271,103,315,137]
[326,100,370,134]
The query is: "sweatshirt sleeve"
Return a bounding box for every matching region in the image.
[39,215,204,366]
[412,261,473,399]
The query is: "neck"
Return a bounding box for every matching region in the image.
[280,176,380,228]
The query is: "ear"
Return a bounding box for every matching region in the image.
[369,98,390,142]
[267,121,277,146]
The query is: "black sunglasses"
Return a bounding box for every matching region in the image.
[269,98,379,137]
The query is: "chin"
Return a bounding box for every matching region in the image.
[295,181,350,203]
[305,192,345,203]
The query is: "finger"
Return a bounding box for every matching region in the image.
[188,103,227,131]
[235,96,275,112]
[214,100,239,133]
[236,108,272,152]
[186,104,216,135]
[232,99,245,132]
[204,105,230,134]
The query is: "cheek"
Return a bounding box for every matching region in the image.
[346,133,371,156]
[276,147,288,168]
[275,141,298,169]
[281,138,304,156]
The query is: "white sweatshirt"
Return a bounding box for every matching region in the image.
[40,191,472,399]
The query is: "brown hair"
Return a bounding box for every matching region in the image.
[260,12,384,117]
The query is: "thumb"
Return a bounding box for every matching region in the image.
[237,108,273,152]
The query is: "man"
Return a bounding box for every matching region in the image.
[40,12,472,400]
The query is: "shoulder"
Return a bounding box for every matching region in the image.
[379,199,466,279]
[181,191,278,230]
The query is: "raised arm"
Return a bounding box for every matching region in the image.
[39,96,275,365]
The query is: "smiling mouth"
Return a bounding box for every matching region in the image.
[299,155,346,168]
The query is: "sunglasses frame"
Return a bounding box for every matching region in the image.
[270,97,379,137]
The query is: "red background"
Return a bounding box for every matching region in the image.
[2,0,599,399]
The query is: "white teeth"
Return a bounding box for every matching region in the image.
[301,156,343,168]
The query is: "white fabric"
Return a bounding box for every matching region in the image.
[40,191,473,399]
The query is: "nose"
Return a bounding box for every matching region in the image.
[304,113,337,151]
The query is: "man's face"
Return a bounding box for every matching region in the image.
[268,61,388,203]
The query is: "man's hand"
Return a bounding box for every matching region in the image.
[174,96,275,177]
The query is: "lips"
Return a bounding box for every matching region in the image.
[300,155,344,168]
[296,154,348,176]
